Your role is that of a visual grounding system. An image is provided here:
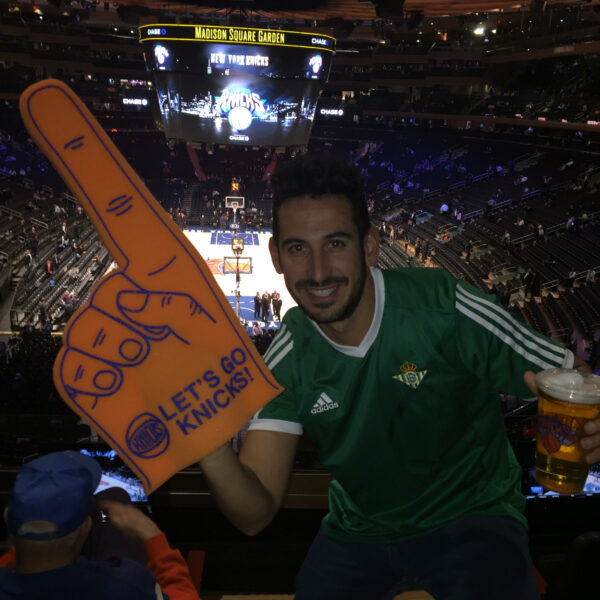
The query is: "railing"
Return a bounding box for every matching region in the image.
[0,205,22,218]
[542,279,561,292]
[489,262,511,276]
[424,188,442,198]
[62,191,78,204]
[448,180,466,191]
[472,172,490,183]
[513,232,536,245]
[547,328,570,343]
[463,208,483,220]
[490,198,513,212]
[30,216,48,230]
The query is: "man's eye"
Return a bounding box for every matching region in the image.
[330,240,345,248]
[289,244,304,254]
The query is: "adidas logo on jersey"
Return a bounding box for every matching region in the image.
[311,392,339,415]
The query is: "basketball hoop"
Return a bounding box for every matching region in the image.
[232,235,244,256]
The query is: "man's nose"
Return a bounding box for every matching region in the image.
[309,249,329,283]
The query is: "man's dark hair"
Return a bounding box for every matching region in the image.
[271,155,370,244]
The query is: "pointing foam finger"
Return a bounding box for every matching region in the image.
[57,347,123,399]
[66,307,150,366]
[19,79,188,285]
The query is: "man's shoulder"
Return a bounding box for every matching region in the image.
[382,267,457,312]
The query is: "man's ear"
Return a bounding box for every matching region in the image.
[269,237,283,274]
[364,226,380,267]
[3,506,7,525]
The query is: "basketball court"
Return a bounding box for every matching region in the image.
[184,227,296,331]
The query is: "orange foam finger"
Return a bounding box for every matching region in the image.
[20,80,283,492]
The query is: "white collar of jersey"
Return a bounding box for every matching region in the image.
[309,266,384,357]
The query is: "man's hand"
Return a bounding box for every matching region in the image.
[19,79,282,492]
[98,500,161,543]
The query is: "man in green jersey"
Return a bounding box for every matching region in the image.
[199,157,598,600]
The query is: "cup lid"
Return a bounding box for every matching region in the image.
[536,368,600,404]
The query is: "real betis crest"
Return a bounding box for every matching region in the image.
[393,361,427,389]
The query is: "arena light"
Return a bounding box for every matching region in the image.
[473,26,485,36]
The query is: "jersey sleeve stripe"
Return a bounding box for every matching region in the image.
[263,324,290,362]
[455,302,564,370]
[266,340,294,371]
[456,285,565,362]
[457,284,564,357]
[248,418,303,435]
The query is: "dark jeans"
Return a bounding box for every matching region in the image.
[295,515,540,600]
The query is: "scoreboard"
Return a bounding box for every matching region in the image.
[139,24,336,147]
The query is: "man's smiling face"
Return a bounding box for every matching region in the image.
[269,194,378,331]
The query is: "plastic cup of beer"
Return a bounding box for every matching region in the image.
[535,368,600,494]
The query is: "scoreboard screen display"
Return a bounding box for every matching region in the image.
[139,24,335,147]
[154,71,321,146]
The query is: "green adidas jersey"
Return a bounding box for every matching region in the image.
[250,267,573,543]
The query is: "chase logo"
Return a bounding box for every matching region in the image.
[215,87,266,131]
[147,28,166,36]
[126,412,170,458]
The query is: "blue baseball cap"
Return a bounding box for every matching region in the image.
[6,451,102,540]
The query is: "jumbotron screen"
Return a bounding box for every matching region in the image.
[139,24,335,146]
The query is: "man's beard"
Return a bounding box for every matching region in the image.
[287,259,367,325]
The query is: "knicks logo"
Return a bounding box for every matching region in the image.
[215,87,266,131]
[126,412,170,459]
[538,413,581,454]
[205,258,224,275]
[204,258,251,275]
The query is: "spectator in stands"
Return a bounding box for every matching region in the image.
[567,267,577,291]
[585,268,596,285]
[465,239,473,263]
[522,268,534,299]
[60,290,77,316]
[0,451,200,599]
[23,249,33,269]
[199,156,596,600]
[252,321,264,338]
[414,238,422,260]
[536,223,545,240]
[38,296,48,326]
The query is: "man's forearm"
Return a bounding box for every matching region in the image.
[199,443,278,536]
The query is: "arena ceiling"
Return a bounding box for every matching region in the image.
[113,0,598,19]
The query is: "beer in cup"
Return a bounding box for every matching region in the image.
[535,368,600,494]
